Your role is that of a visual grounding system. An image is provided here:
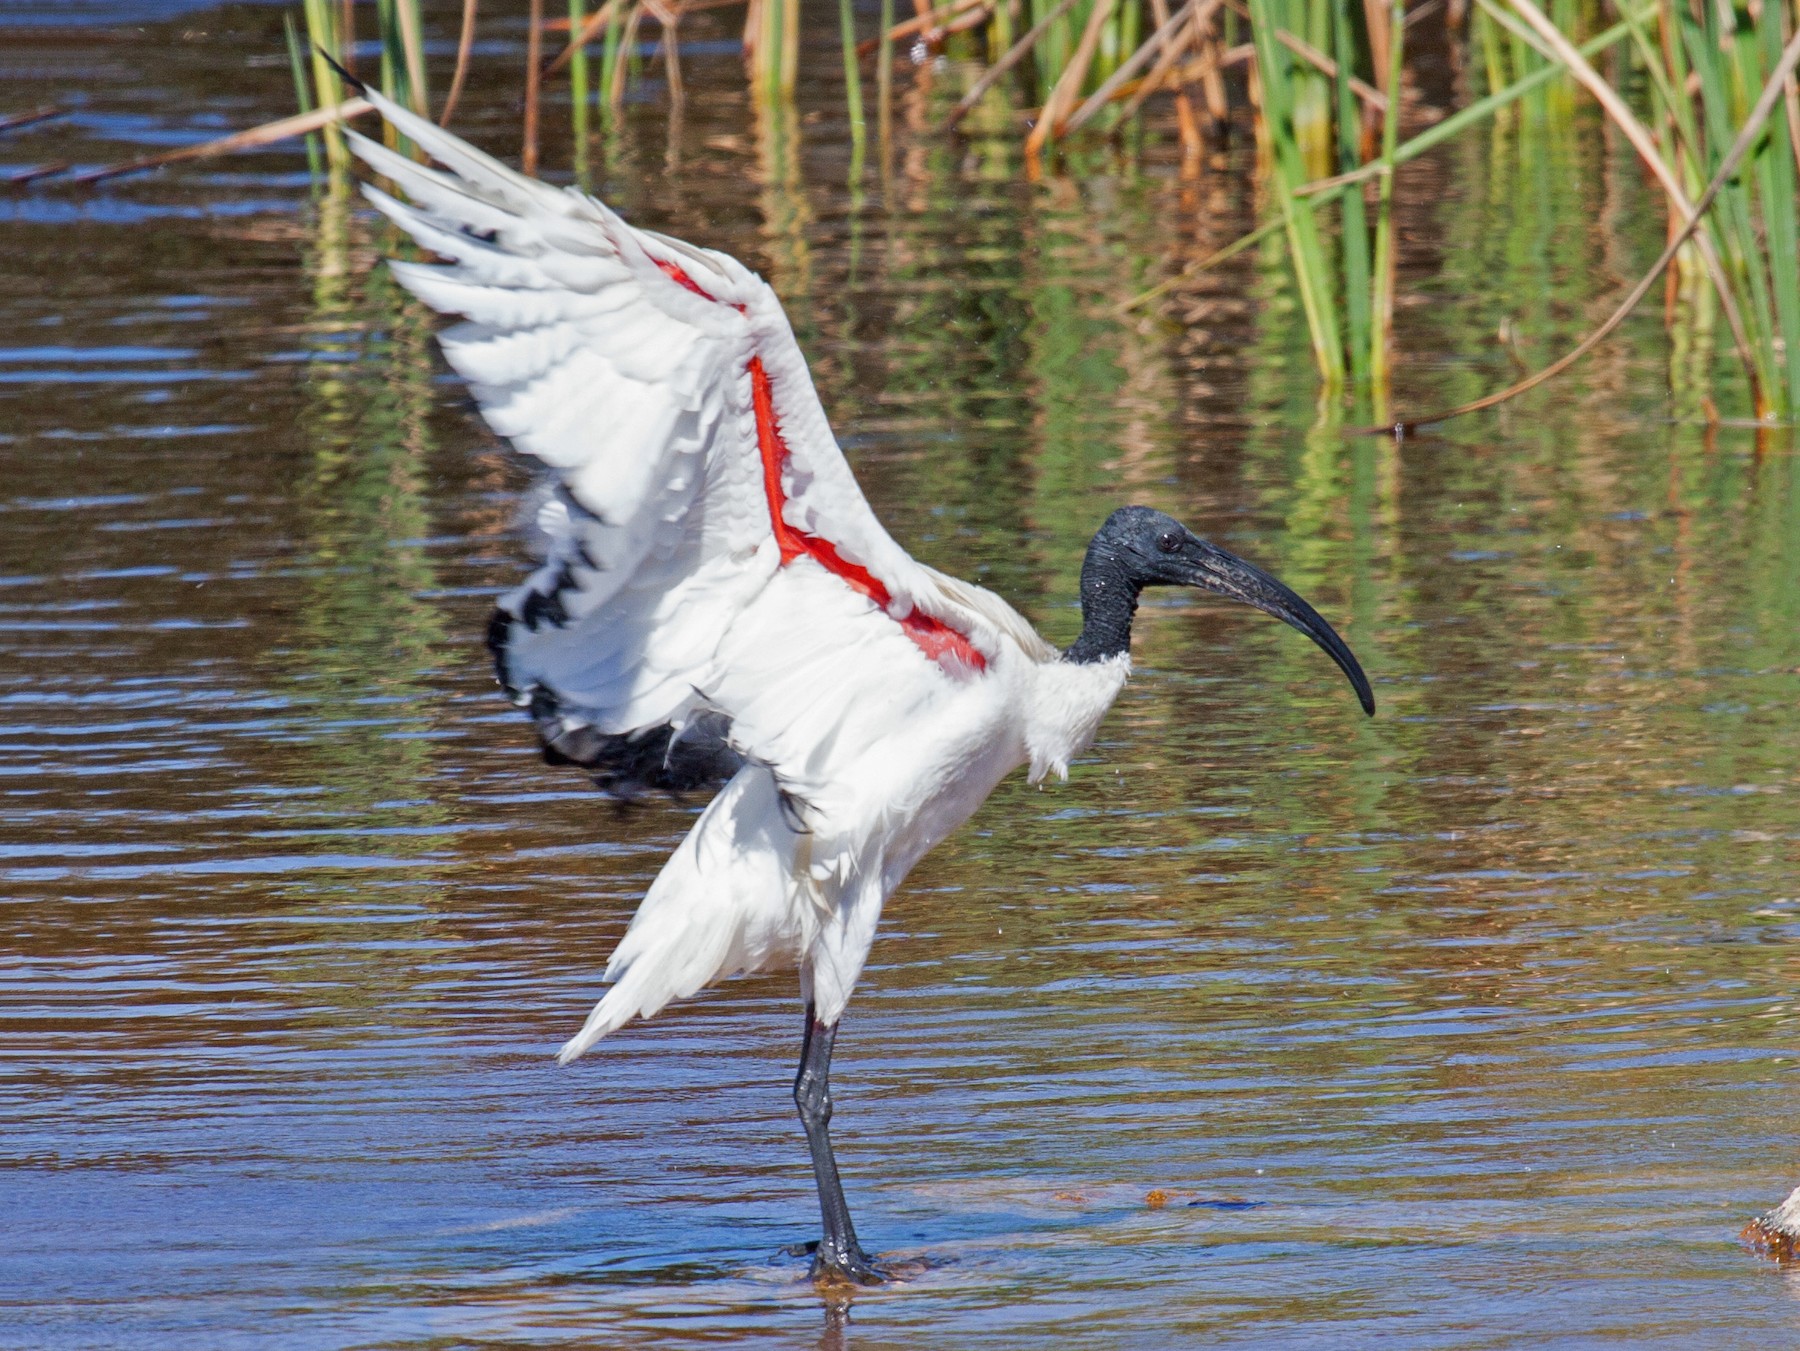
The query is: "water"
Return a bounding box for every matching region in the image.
[3,7,1799,1347]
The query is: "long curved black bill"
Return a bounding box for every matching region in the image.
[1184,542,1375,716]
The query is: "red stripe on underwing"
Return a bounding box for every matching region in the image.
[748,356,986,674]
[655,257,716,301]
[656,256,748,318]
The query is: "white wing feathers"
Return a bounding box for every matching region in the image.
[345,91,1051,1050]
[346,92,1014,738]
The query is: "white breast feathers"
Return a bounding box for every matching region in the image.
[1022,654,1132,784]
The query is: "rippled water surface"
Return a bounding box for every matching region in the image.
[4,7,1799,1347]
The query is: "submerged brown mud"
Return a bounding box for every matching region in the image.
[2,4,1799,1347]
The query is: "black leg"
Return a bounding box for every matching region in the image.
[794,1006,883,1285]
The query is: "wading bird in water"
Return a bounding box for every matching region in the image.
[339,87,1374,1286]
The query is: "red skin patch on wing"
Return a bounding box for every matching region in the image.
[748,356,986,674]
[655,258,716,301]
[656,254,985,673]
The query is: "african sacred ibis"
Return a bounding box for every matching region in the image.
[339,87,1374,1286]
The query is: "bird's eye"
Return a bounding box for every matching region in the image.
[1156,532,1181,554]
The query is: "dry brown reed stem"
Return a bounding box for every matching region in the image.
[0,106,62,135]
[1403,0,1442,27]
[439,0,481,125]
[1220,0,1387,109]
[1117,10,1229,120]
[8,160,71,186]
[1116,215,1283,310]
[1062,0,1208,137]
[60,97,374,185]
[545,0,723,73]
[1274,26,1386,109]
[1360,20,1800,435]
[1118,44,1254,112]
[547,0,621,76]
[1493,0,1759,400]
[935,5,996,38]
[647,0,686,105]
[611,1,648,107]
[1785,68,1800,180]
[939,0,1085,130]
[858,0,988,53]
[339,0,356,72]
[1197,27,1228,121]
[1291,154,1386,194]
[932,2,995,37]
[394,0,429,114]
[1030,0,1117,151]
[1362,0,1389,95]
[1144,0,1204,152]
[524,0,544,175]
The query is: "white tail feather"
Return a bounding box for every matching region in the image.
[557,766,823,1063]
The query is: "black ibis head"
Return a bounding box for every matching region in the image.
[1065,505,1375,716]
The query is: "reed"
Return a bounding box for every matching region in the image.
[1675,0,1800,416]
[569,0,592,181]
[295,0,429,159]
[300,0,350,170]
[1366,0,1402,409]
[748,0,800,101]
[839,0,867,180]
[294,170,451,823]
[284,11,324,184]
[1249,0,1344,382]
[253,0,1800,420]
[884,0,1798,418]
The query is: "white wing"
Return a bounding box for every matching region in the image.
[344,92,1047,770]
[344,92,1060,1049]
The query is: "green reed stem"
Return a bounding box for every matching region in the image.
[1368,0,1402,399]
[1298,5,1657,199]
[570,0,591,183]
[1127,5,1659,315]
[756,0,797,101]
[376,0,397,103]
[1332,0,1371,387]
[1251,0,1345,381]
[840,0,867,181]
[302,0,349,168]
[393,0,428,115]
[600,0,625,114]
[1753,0,1800,410]
[1682,5,1781,413]
[371,0,427,151]
[285,11,324,187]
[878,0,895,165]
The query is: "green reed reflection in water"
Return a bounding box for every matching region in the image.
[294,180,449,821]
[274,179,465,1037]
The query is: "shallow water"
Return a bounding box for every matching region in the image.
[3,6,1799,1348]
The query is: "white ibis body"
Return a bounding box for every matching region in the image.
[341,88,1374,1285]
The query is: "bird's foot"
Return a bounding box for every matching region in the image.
[784,1238,889,1287]
[810,1246,887,1288]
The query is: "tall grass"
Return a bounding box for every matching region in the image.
[260,0,1800,424]
[913,0,1799,420]
[289,0,427,173]
[1663,0,1800,416]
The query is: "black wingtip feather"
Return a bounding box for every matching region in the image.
[486,607,517,697]
[313,45,368,97]
[525,686,741,798]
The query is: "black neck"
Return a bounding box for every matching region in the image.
[1064,542,1143,664]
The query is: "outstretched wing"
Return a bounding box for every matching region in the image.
[344,92,1049,796]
